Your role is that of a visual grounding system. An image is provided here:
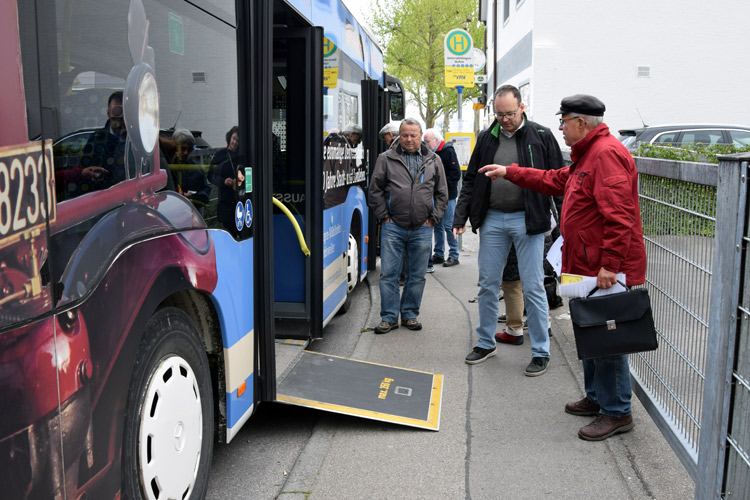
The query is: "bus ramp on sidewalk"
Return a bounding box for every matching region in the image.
[276,350,442,431]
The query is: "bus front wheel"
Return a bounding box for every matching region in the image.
[121,307,214,500]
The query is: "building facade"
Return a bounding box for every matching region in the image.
[479,0,750,146]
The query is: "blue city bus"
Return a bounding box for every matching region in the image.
[0,0,445,499]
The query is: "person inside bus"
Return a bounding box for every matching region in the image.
[73,91,129,197]
[171,129,211,213]
[209,125,244,236]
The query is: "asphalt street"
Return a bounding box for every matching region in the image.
[207,230,695,499]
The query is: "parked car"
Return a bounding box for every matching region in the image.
[618,124,750,151]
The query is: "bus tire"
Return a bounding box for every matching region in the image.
[121,307,214,500]
[339,231,359,313]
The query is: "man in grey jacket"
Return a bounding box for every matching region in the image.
[368,118,448,334]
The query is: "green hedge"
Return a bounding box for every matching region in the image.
[635,143,750,164]
[633,143,743,237]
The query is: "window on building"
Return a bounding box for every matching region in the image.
[503,0,510,22]
[519,83,530,112]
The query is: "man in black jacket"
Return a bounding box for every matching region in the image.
[424,129,462,270]
[453,85,563,373]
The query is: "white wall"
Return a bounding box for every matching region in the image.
[489,0,750,148]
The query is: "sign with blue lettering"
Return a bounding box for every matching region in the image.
[244,200,253,228]
[235,201,244,231]
[444,28,474,88]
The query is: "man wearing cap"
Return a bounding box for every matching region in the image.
[479,94,647,441]
[453,84,563,375]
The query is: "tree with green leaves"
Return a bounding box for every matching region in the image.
[369,0,484,130]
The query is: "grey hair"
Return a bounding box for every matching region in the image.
[424,128,443,142]
[344,123,362,135]
[172,128,195,144]
[578,114,604,127]
[399,117,422,133]
[378,123,399,139]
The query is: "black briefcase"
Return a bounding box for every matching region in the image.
[568,284,658,360]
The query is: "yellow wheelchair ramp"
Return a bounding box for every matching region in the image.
[276,351,442,430]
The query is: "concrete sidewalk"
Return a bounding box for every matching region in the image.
[299,230,694,500]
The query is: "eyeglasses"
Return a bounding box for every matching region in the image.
[495,107,520,120]
[559,116,581,126]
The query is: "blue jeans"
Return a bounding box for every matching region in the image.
[379,221,432,322]
[433,198,458,260]
[583,355,632,416]
[475,210,549,357]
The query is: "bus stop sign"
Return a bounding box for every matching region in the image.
[444,28,474,89]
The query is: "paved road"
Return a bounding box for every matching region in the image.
[207,231,694,499]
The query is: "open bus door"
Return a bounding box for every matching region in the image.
[268,12,442,430]
[271,26,324,340]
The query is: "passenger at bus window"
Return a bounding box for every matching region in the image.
[171,129,211,212]
[157,135,177,192]
[378,122,399,150]
[209,126,244,236]
[70,91,129,197]
[368,117,448,334]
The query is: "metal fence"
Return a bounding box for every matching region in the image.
[629,154,750,500]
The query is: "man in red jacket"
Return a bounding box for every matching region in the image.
[479,94,647,441]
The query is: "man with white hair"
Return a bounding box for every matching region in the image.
[172,128,211,211]
[479,93,647,441]
[378,122,399,149]
[423,128,461,270]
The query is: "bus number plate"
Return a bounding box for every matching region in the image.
[0,140,56,249]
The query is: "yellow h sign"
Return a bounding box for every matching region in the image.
[444,29,474,88]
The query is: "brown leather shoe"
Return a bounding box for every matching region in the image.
[565,397,601,416]
[578,414,634,441]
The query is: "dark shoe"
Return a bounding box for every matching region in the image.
[443,257,459,267]
[401,318,422,330]
[525,357,549,377]
[565,397,601,416]
[494,330,524,345]
[465,346,497,365]
[426,265,435,273]
[374,321,398,334]
[432,255,445,264]
[578,414,634,441]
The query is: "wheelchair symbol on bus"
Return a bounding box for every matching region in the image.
[245,200,253,228]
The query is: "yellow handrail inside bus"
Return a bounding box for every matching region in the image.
[272,197,311,257]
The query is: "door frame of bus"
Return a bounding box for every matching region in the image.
[243,0,276,401]
[362,78,380,272]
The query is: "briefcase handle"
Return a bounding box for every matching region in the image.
[586,280,629,298]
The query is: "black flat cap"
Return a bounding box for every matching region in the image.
[555,94,606,116]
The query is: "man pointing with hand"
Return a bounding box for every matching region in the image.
[479,94,647,441]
